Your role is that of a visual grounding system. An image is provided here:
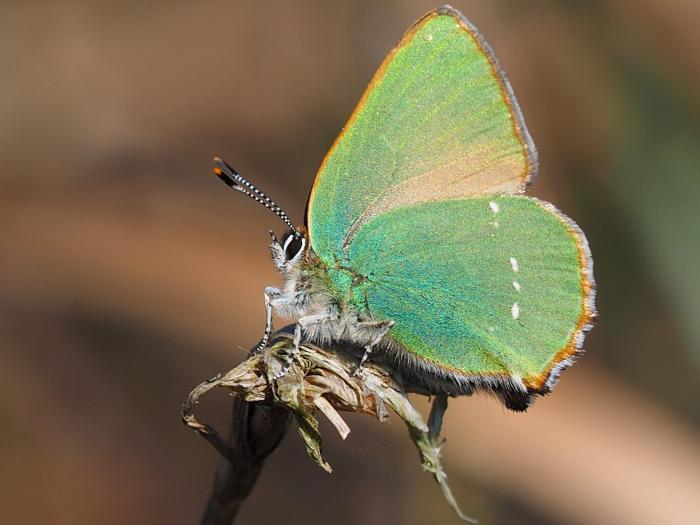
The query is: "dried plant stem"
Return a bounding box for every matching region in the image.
[183,330,474,524]
[200,396,291,524]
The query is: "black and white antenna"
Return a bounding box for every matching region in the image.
[213,157,299,235]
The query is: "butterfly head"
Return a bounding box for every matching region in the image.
[269,227,307,273]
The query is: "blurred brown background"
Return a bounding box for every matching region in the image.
[2,1,700,524]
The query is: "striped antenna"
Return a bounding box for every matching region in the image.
[212,157,298,234]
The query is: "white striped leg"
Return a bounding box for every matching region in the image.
[255,286,282,352]
[272,312,337,380]
[355,319,394,376]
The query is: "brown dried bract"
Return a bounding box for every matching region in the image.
[182,331,476,523]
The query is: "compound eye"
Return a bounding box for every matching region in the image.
[283,234,305,261]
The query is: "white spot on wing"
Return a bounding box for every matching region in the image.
[487,326,495,333]
[511,302,520,320]
[510,257,519,273]
[513,280,521,292]
[489,201,500,213]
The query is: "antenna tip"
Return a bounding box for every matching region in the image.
[213,157,228,172]
[212,165,235,187]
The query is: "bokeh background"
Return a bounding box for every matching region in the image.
[2,1,699,524]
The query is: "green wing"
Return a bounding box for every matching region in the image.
[342,196,595,390]
[307,6,536,261]
[303,7,593,389]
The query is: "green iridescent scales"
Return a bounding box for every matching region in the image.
[346,196,583,382]
[306,7,594,390]
[308,10,535,257]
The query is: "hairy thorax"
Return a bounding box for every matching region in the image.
[275,246,387,349]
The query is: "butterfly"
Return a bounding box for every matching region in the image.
[213,5,596,411]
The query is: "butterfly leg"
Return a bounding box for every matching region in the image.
[272,312,337,380]
[355,319,394,375]
[255,286,282,352]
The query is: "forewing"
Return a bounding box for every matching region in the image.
[307,6,536,264]
[345,196,595,391]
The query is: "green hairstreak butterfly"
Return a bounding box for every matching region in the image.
[213,5,596,411]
